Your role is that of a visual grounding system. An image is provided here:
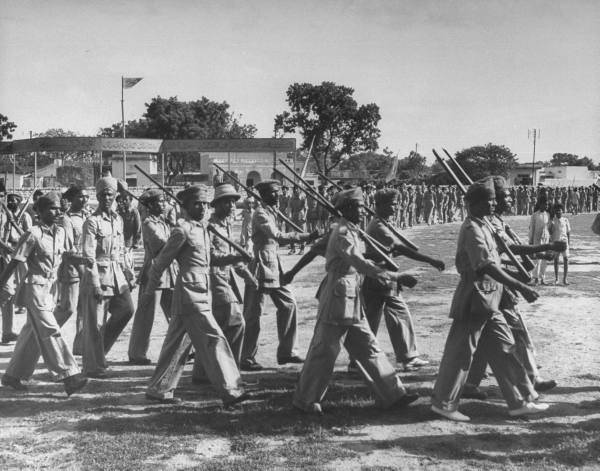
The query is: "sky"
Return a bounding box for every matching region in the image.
[1,0,599,164]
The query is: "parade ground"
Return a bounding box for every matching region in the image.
[0,212,599,470]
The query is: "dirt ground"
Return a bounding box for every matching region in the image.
[0,212,599,470]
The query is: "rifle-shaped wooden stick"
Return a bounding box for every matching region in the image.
[441,148,535,271]
[211,162,304,233]
[316,170,419,251]
[432,149,531,282]
[133,164,253,261]
[16,186,37,225]
[273,166,401,271]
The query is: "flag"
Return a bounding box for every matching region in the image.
[122,77,143,89]
[385,153,399,183]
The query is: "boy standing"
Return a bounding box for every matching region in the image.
[550,203,571,285]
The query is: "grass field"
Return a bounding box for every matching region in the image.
[1,213,599,470]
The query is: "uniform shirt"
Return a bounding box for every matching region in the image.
[363,216,403,296]
[82,209,132,296]
[138,214,177,288]
[208,214,254,306]
[250,203,305,289]
[318,218,393,325]
[13,223,69,285]
[2,210,32,246]
[289,195,306,222]
[449,216,503,321]
[59,209,87,281]
[146,219,212,311]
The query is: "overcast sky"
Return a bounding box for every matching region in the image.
[1,0,599,163]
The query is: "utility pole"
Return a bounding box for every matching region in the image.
[30,130,37,188]
[528,129,540,186]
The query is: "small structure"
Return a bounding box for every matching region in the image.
[506,163,545,186]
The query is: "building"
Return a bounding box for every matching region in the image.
[110,153,159,187]
[538,165,598,187]
[506,163,545,186]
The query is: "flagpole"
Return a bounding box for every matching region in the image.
[121,76,126,182]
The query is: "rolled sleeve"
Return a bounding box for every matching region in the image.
[12,232,36,263]
[463,224,496,274]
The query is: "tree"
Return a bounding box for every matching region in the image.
[98,96,257,183]
[274,82,381,175]
[454,143,517,181]
[396,151,428,181]
[338,150,393,175]
[0,113,17,141]
[549,153,594,168]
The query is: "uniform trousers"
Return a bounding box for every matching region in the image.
[431,310,537,412]
[146,304,244,402]
[82,286,134,374]
[363,291,418,363]
[5,283,80,380]
[242,285,298,362]
[466,304,538,386]
[293,318,407,410]
[1,304,14,338]
[127,286,173,361]
[192,301,245,381]
[54,280,83,355]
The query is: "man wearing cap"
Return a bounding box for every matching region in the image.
[0,193,33,344]
[191,184,257,383]
[80,176,136,378]
[127,189,177,365]
[0,192,88,396]
[431,180,547,421]
[293,187,419,415]
[363,188,445,371]
[462,176,562,399]
[288,186,307,255]
[144,184,248,406]
[55,185,89,355]
[241,180,318,371]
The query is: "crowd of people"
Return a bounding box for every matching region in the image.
[0,173,596,422]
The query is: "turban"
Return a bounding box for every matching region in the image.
[255,180,281,195]
[211,183,240,206]
[334,187,364,209]
[176,184,209,205]
[37,192,61,211]
[465,180,495,203]
[480,176,506,193]
[374,189,398,206]
[96,177,118,195]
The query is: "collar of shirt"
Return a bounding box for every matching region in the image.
[208,214,229,228]
[93,208,117,221]
[38,223,58,236]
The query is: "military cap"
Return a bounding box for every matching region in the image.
[374,188,398,206]
[37,191,61,211]
[143,188,163,204]
[211,183,240,206]
[62,185,83,202]
[334,187,364,209]
[96,176,118,195]
[465,180,495,203]
[255,180,281,194]
[6,193,23,203]
[176,184,209,205]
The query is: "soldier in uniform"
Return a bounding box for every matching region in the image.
[278,185,291,231]
[240,180,318,371]
[0,193,33,344]
[292,188,419,415]
[0,192,88,395]
[431,181,547,421]
[127,189,177,364]
[55,185,89,355]
[288,186,307,255]
[191,184,257,383]
[144,185,248,406]
[81,177,136,378]
[363,189,445,371]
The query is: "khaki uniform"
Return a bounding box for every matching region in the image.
[4,224,80,380]
[293,218,409,411]
[81,209,135,375]
[431,216,537,412]
[55,209,87,354]
[192,214,251,381]
[128,214,177,361]
[145,219,244,402]
[1,210,32,339]
[363,217,419,363]
[242,203,306,364]
[466,214,538,386]
[289,194,307,252]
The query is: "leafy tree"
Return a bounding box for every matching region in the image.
[338,150,393,174]
[396,151,428,181]
[454,143,518,181]
[0,113,17,141]
[549,153,595,168]
[98,96,257,183]
[274,82,381,175]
